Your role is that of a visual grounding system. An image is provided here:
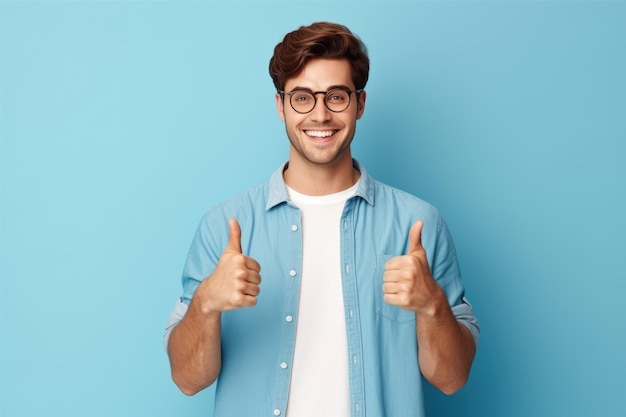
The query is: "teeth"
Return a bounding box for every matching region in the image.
[306,130,336,138]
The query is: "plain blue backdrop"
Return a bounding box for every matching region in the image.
[1,1,625,416]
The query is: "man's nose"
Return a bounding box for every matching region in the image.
[309,93,331,122]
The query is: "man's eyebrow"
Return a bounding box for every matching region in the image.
[287,86,313,93]
[288,84,353,93]
[326,84,353,91]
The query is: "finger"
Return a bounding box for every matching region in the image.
[382,282,400,294]
[226,218,243,254]
[385,255,417,273]
[245,271,262,285]
[407,220,424,256]
[245,256,261,273]
[242,282,261,297]
[383,293,403,307]
[243,295,258,307]
[383,269,400,283]
[384,257,403,271]
[232,293,257,308]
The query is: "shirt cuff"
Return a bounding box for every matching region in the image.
[163,299,189,352]
[451,298,480,348]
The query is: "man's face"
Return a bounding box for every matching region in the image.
[275,58,366,168]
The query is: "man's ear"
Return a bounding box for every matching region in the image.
[356,90,367,120]
[275,93,285,122]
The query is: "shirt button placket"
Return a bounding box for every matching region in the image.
[278,221,298,417]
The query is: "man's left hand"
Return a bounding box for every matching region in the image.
[383,220,444,315]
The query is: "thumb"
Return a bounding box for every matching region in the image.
[225,218,242,253]
[407,220,424,256]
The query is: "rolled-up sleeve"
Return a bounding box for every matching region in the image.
[451,298,480,347]
[163,299,189,352]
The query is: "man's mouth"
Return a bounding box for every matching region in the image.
[304,130,338,138]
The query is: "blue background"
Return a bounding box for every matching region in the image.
[1,1,625,416]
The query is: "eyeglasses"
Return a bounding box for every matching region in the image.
[279,87,363,114]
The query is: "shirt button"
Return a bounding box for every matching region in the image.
[273,409,281,416]
[285,315,293,323]
[280,362,288,369]
[289,269,297,277]
[291,224,298,231]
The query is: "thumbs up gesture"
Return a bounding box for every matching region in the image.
[383,221,442,314]
[195,218,262,314]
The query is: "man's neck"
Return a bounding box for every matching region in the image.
[283,154,360,196]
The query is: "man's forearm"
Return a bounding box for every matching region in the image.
[416,291,476,395]
[167,302,222,396]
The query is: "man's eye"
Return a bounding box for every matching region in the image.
[293,93,312,103]
[327,91,348,103]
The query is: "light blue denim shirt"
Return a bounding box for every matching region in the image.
[165,160,479,417]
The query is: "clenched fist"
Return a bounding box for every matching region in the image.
[195,218,262,314]
[383,220,443,316]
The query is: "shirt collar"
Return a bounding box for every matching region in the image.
[266,159,375,210]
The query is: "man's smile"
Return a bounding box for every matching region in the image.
[304,129,339,138]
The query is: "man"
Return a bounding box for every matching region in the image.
[165,22,479,417]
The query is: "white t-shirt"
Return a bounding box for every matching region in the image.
[285,182,358,417]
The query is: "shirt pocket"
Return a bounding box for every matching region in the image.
[374,254,417,323]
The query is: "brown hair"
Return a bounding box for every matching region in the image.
[269,22,369,92]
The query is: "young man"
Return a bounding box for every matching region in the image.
[165,22,479,417]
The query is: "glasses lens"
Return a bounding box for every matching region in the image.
[290,91,315,113]
[325,89,351,112]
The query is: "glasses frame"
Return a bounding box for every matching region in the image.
[279,87,363,114]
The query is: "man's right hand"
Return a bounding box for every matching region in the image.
[194,218,261,314]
